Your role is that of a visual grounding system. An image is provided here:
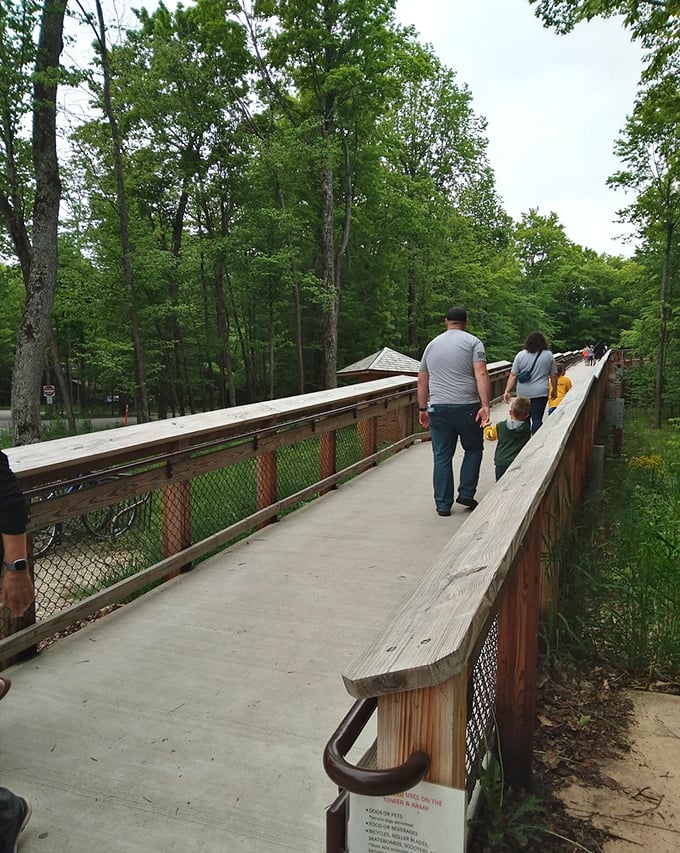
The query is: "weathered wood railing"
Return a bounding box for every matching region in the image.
[324,351,614,850]
[0,354,579,666]
[2,377,426,661]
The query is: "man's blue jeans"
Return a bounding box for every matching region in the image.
[427,403,483,513]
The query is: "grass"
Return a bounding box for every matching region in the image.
[558,407,680,680]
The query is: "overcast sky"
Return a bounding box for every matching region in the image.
[395,0,645,257]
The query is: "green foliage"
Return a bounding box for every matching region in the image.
[559,408,680,679]
[0,0,655,422]
[469,753,546,851]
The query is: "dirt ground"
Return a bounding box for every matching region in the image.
[470,662,680,852]
[534,664,680,852]
[558,688,680,851]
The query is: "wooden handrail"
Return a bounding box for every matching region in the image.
[7,376,419,486]
[342,354,603,700]
[336,352,611,796]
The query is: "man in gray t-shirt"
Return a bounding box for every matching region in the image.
[417,307,491,516]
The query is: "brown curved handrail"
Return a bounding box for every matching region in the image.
[323,698,430,796]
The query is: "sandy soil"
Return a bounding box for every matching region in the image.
[559,690,680,851]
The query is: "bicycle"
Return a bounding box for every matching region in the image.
[31,475,150,558]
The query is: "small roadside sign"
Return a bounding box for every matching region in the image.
[43,385,55,398]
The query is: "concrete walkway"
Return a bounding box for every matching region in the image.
[0,368,593,853]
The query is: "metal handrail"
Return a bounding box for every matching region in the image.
[323,698,430,796]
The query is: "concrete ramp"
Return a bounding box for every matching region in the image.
[2,433,499,852]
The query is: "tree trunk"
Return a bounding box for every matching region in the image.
[274,185,304,394]
[11,0,67,446]
[213,265,232,408]
[267,302,274,400]
[654,219,673,429]
[93,0,150,423]
[47,325,77,434]
[291,263,304,394]
[320,158,338,389]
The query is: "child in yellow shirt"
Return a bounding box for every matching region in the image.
[549,364,572,414]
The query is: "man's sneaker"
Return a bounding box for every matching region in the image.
[436,509,451,517]
[456,496,478,510]
[0,796,31,853]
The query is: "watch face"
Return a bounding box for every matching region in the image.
[6,559,28,572]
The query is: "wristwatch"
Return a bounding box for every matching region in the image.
[3,559,28,572]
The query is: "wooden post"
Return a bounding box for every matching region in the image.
[358,417,377,463]
[319,431,337,495]
[495,521,541,789]
[162,442,192,572]
[162,480,192,569]
[256,450,277,527]
[590,445,605,494]
[377,671,468,789]
[400,402,414,442]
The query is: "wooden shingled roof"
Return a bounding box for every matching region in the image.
[337,347,420,379]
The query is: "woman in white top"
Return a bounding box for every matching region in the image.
[503,332,558,434]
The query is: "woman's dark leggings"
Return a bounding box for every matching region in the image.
[529,396,548,434]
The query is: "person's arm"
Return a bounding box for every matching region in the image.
[550,372,558,399]
[483,423,498,441]
[417,370,430,429]
[503,372,517,403]
[473,361,491,425]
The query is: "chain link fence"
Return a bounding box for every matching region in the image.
[27,418,404,629]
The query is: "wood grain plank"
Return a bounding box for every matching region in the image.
[343,368,600,699]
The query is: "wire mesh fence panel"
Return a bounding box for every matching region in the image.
[278,436,321,512]
[32,489,159,620]
[336,425,364,485]
[465,619,498,797]
[190,457,257,546]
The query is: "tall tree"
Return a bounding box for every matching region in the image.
[0,0,68,444]
[249,0,403,388]
[83,0,151,422]
[377,43,504,354]
[608,76,680,427]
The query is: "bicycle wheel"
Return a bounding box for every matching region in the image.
[81,505,115,540]
[30,492,59,558]
[78,475,120,540]
[32,523,58,558]
[109,499,138,538]
[80,476,143,541]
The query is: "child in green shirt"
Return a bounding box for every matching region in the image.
[483,396,531,481]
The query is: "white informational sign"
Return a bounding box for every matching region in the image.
[347,781,466,853]
[46,396,53,405]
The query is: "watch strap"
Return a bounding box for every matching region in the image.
[3,559,28,572]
